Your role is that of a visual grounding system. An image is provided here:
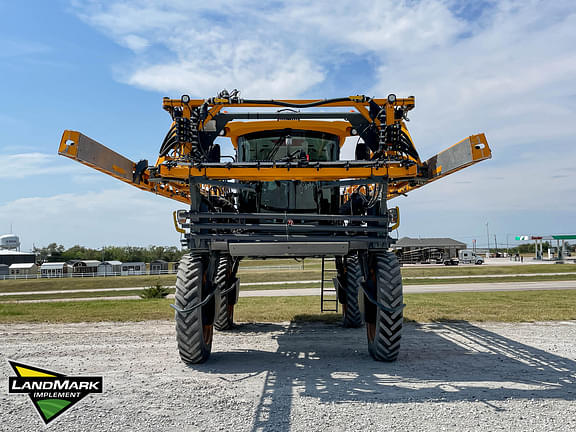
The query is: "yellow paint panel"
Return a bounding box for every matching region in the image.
[224,120,351,148]
[58,130,80,158]
[470,133,491,160]
[160,164,418,181]
[16,366,55,378]
[112,164,126,174]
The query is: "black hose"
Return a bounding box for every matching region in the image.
[241,97,356,109]
[159,136,178,157]
[159,124,177,156]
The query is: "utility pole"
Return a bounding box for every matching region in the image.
[494,234,498,256]
[486,222,490,258]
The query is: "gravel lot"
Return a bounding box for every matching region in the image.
[1,320,576,431]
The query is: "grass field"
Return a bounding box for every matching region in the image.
[1,290,575,324]
[0,275,176,293]
[2,263,576,295]
[2,274,576,301]
[0,289,163,301]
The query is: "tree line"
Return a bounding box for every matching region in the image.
[33,244,185,263]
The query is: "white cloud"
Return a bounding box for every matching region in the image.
[125,49,324,97]
[394,156,576,212]
[122,34,149,52]
[71,1,468,97]
[371,1,576,154]
[0,153,86,179]
[0,186,183,251]
[71,0,473,98]
[74,1,328,97]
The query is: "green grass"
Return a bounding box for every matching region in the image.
[1,290,575,324]
[0,275,176,293]
[0,289,175,301]
[403,274,576,285]
[240,258,305,267]
[3,273,575,300]
[239,273,576,290]
[400,263,576,277]
[0,298,172,323]
[1,263,575,296]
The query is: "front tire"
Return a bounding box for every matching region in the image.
[364,252,403,361]
[174,254,215,364]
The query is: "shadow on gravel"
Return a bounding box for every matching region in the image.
[201,320,576,432]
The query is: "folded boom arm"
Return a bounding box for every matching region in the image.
[59,131,491,202]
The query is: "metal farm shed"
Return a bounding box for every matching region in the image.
[97,261,123,276]
[120,262,146,276]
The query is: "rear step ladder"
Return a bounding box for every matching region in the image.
[320,257,339,312]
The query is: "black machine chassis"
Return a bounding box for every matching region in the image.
[180,177,396,255]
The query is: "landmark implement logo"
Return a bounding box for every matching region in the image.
[8,360,103,425]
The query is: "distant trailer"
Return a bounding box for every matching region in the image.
[150,260,169,275]
[397,247,444,265]
[97,261,122,276]
[70,260,101,274]
[121,262,146,276]
[9,262,38,275]
[394,237,466,264]
[40,262,70,278]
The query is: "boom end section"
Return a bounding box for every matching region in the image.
[388,133,491,199]
[59,130,136,182]
[426,133,491,179]
[58,130,190,204]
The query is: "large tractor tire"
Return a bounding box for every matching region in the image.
[364,252,403,361]
[214,256,238,331]
[341,255,363,328]
[174,254,215,364]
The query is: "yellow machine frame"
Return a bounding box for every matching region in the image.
[59,95,491,204]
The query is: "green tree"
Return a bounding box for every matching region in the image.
[33,243,65,262]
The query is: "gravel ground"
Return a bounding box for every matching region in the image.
[1,320,576,431]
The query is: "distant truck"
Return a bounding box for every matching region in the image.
[458,249,485,265]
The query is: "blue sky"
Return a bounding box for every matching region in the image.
[1,0,575,251]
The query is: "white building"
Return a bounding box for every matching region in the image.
[40,262,70,278]
[120,262,146,276]
[0,249,36,267]
[9,263,38,276]
[97,261,122,276]
[70,260,101,274]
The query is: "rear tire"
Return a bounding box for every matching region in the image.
[341,254,363,328]
[174,254,215,364]
[214,256,237,331]
[364,252,403,361]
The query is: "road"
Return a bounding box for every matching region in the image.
[242,280,576,297]
[1,280,576,303]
